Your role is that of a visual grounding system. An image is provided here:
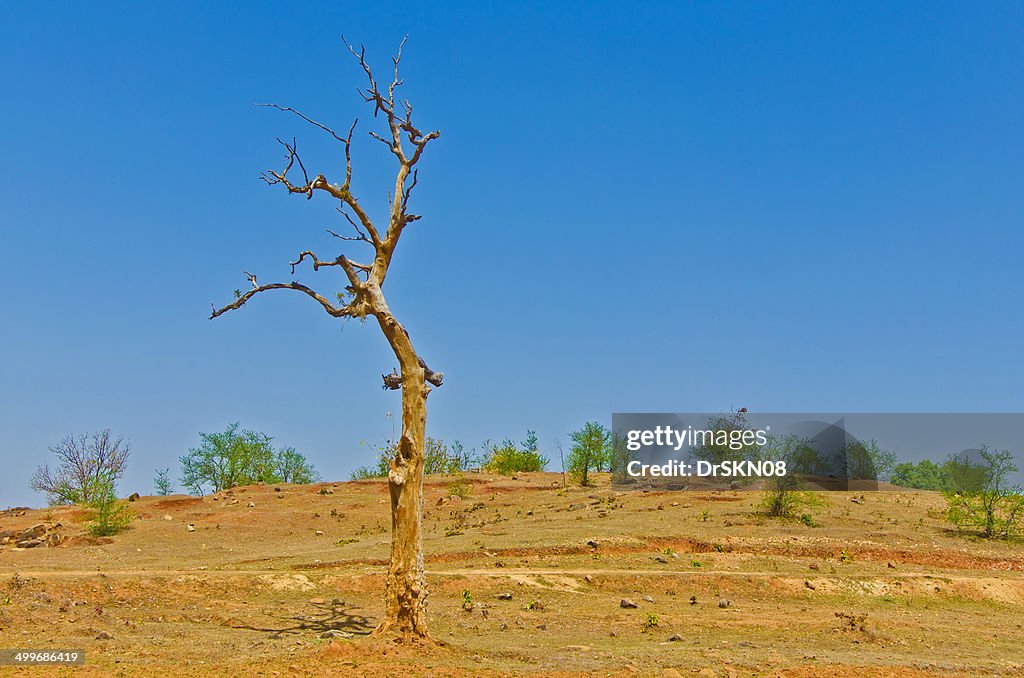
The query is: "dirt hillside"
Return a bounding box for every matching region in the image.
[1,473,1022,676]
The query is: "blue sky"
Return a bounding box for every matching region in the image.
[1,2,1022,507]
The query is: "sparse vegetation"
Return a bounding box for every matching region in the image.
[642,612,660,631]
[447,476,472,499]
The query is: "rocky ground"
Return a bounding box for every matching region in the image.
[0,473,1022,676]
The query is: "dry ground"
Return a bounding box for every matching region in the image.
[1,473,1022,676]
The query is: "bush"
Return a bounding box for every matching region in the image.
[944,447,1024,539]
[759,434,822,518]
[483,433,548,475]
[31,430,130,505]
[567,421,610,486]
[890,460,949,491]
[447,476,472,499]
[86,475,134,537]
[351,437,475,480]
[180,423,318,494]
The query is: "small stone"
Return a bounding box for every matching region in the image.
[642,595,655,603]
[186,524,196,532]
[496,592,513,600]
[320,629,352,639]
[804,581,816,590]
[535,623,547,630]
[247,502,255,508]
[163,515,173,521]
[315,530,324,536]
[620,598,639,609]
[128,493,141,502]
[689,595,698,605]
[95,631,114,640]
[809,562,819,570]
[309,598,325,605]
[584,575,594,584]
[667,634,684,642]
[887,561,896,569]
[587,539,599,548]
[718,598,730,608]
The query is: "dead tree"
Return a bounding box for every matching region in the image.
[210,37,442,639]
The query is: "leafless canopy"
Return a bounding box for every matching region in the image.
[210,36,443,390]
[31,429,131,505]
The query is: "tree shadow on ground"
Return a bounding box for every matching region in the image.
[237,599,376,639]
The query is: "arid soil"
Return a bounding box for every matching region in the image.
[1,473,1022,676]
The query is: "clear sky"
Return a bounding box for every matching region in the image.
[1,2,1022,507]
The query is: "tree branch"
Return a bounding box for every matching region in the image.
[211,279,354,319]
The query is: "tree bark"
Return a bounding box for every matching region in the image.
[374,301,431,639]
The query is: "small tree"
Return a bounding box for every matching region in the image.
[154,468,174,495]
[31,430,130,505]
[276,447,320,484]
[845,438,897,482]
[691,410,762,465]
[180,423,317,493]
[944,448,1023,539]
[567,421,610,486]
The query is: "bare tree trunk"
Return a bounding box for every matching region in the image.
[378,369,429,637]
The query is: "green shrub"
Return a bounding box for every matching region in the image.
[86,476,134,537]
[482,433,548,475]
[447,476,472,499]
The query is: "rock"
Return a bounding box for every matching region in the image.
[667,634,684,642]
[718,598,730,608]
[449,495,462,503]
[128,493,141,502]
[586,539,599,548]
[314,530,324,536]
[568,503,584,511]
[248,502,256,508]
[584,575,594,584]
[850,497,862,504]
[186,524,196,532]
[535,623,547,630]
[163,515,173,521]
[16,538,42,548]
[309,598,326,605]
[689,595,698,605]
[620,598,639,609]
[642,595,655,603]
[654,556,668,564]
[887,561,896,569]
[809,562,819,570]
[729,480,741,490]
[436,497,446,506]
[21,524,46,540]
[804,581,816,590]
[95,631,114,640]
[320,630,353,639]
[496,592,513,600]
